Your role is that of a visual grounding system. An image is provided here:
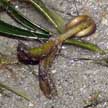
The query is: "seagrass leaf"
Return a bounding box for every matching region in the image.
[28,0,65,33]
[0,19,50,39]
[0,0,50,35]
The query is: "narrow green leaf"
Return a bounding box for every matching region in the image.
[0,0,50,35]
[65,39,105,54]
[0,82,31,101]
[28,0,65,33]
[0,20,50,39]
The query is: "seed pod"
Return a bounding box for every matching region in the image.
[65,15,96,37]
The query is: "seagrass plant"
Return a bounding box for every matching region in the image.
[0,0,108,102]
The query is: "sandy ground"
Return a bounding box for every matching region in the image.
[0,0,108,108]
